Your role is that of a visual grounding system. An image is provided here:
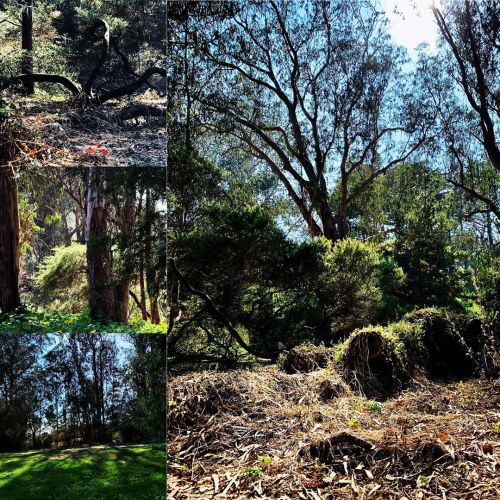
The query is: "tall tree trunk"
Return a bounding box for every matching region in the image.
[139,260,148,320]
[150,298,160,324]
[137,191,149,320]
[86,167,118,321]
[0,168,21,313]
[144,189,160,324]
[21,0,34,95]
[114,190,135,323]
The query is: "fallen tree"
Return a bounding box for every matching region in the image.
[0,18,165,107]
[0,67,166,106]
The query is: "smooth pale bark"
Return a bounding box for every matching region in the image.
[0,168,21,313]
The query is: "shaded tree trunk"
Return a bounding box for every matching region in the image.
[150,298,160,324]
[113,191,135,323]
[86,167,118,321]
[21,0,34,95]
[144,189,160,324]
[0,168,21,313]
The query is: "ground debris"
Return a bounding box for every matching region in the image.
[168,368,500,499]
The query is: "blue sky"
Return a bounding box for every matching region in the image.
[383,0,438,55]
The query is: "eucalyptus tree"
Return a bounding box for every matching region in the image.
[189,0,434,241]
[0,166,21,313]
[425,0,500,220]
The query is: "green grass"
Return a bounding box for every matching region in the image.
[0,445,166,500]
[0,311,165,334]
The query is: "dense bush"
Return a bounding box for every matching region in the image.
[318,238,382,335]
[473,252,500,321]
[35,243,87,312]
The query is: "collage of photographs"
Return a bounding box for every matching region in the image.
[2,0,500,499]
[1,0,166,498]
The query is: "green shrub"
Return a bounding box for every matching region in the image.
[318,238,384,336]
[474,254,500,320]
[34,243,87,312]
[0,310,165,334]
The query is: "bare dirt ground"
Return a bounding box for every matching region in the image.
[168,367,499,499]
[15,96,165,168]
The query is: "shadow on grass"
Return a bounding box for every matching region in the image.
[0,445,166,500]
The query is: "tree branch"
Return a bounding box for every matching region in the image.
[168,258,274,359]
[0,73,80,94]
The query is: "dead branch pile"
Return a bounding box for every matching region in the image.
[280,344,335,374]
[168,368,350,431]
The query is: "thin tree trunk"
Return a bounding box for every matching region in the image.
[150,298,160,324]
[0,168,21,313]
[21,0,34,95]
[114,191,135,323]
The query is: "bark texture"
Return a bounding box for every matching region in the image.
[0,168,21,313]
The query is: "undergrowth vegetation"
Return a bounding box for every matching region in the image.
[0,310,165,334]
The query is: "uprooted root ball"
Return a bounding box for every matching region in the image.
[405,308,482,379]
[341,328,409,398]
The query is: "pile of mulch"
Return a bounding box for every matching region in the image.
[280,345,335,374]
[168,368,499,499]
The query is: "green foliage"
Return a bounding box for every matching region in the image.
[387,164,467,309]
[245,465,262,477]
[354,401,385,414]
[376,244,408,321]
[0,310,165,334]
[34,244,87,312]
[473,250,500,319]
[257,455,272,465]
[318,238,384,336]
[348,418,360,428]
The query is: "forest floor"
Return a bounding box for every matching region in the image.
[0,310,165,334]
[168,366,500,499]
[15,94,165,168]
[0,444,166,499]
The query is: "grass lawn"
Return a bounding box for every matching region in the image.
[0,444,165,500]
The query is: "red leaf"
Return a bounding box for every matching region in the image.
[482,443,494,454]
